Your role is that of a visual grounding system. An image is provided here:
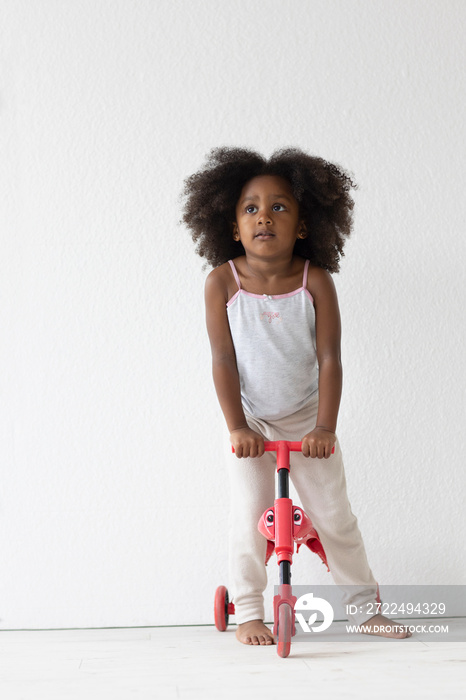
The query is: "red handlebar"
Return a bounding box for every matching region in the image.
[232,440,335,453]
[232,439,335,470]
[263,441,303,452]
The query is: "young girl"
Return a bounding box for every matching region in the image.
[181,146,411,645]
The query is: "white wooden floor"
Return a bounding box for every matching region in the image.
[0,619,465,699]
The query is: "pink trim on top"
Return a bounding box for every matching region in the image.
[228,259,241,290]
[302,259,310,287]
[226,259,314,307]
[302,259,314,304]
[226,290,241,308]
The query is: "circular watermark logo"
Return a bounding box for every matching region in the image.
[295,592,334,633]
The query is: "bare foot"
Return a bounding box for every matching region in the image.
[236,619,275,645]
[359,613,412,638]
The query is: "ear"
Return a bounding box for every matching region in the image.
[297,222,308,239]
[232,222,240,241]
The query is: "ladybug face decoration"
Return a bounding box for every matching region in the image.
[257,503,329,570]
[258,506,312,541]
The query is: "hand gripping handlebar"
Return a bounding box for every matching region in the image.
[232,440,334,471]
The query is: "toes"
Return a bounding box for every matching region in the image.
[246,633,274,645]
[238,625,275,646]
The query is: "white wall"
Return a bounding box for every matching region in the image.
[1,0,465,629]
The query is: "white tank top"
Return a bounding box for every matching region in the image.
[226,258,319,420]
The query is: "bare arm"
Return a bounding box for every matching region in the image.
[204,267,264,458]
[302,267,342,458]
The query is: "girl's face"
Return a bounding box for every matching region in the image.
[233,175,307,259]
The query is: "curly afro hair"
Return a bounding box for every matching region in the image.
[180,146,357,272]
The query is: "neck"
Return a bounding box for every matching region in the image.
[244,254,295,280]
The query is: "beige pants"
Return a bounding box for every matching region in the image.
[227,392,380,626]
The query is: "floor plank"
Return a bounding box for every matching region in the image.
[0,620,464,699]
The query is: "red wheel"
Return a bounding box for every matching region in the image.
[277,603,292,658]
[214,585,229,631]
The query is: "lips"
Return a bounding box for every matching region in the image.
[255,229,275,239]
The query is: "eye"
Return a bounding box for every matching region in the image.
[293,509,302,525]
[266,509,274,525]
[245,205,257,213]
[272,203,286,211]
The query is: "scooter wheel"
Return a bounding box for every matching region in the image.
[214,585,229,631]
[277,603,292,658]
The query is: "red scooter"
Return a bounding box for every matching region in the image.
[214,440,333,658]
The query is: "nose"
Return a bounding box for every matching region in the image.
[257,207,272,224]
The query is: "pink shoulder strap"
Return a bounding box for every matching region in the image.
[228,259,241,290]
[302,259,310,288]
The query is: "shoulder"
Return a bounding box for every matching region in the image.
[205,261,234,305]
[205,260,234,289]
[305,263,338,305]
[205,257,244,303]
